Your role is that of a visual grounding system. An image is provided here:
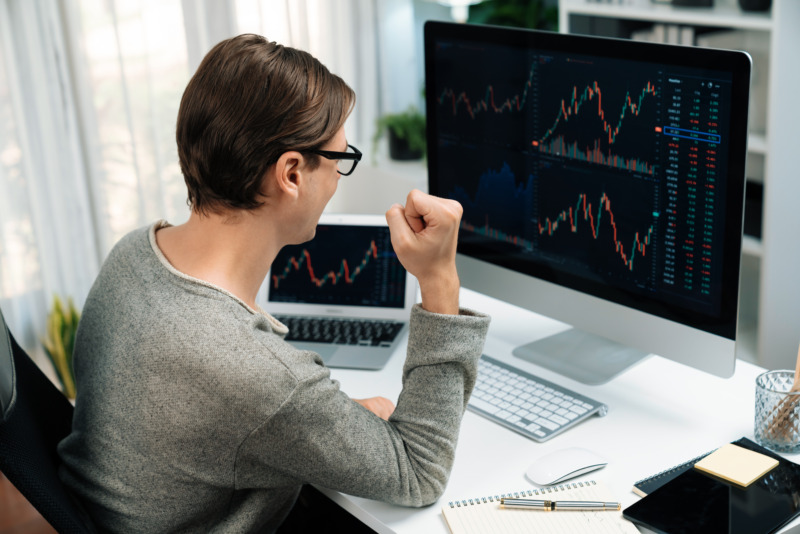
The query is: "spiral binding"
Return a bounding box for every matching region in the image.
[447,480,597,508]
[632,450,713,494]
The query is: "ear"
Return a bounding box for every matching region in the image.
[272,151,306,200]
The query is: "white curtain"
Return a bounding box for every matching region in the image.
[0,0,420,374]
[0,0,99,370]
[65,0,193,253]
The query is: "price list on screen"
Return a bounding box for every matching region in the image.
[660,75,726,301]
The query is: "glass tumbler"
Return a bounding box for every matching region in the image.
[754,370,800,453]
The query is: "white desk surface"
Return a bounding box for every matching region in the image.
[321,288,800,533]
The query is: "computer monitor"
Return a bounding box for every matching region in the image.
[424,21,750,384]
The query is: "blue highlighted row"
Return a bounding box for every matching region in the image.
[662,126,721,144]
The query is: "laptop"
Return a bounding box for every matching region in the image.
[261,213,417,370]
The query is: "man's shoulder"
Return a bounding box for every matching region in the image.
[103,223,155,266]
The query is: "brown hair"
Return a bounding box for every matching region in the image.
[176,34,355,214]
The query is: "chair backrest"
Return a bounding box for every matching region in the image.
[0,307,93,533]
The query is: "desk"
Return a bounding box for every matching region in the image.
[321,288,800,533]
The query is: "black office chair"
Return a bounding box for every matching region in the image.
[0,306,93,533]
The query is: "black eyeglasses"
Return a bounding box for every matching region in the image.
[308,144,362,176]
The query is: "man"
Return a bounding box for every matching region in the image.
[58,34,489,533]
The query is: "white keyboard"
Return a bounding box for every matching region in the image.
[469,355,608,442]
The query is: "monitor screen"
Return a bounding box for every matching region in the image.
[268,224,407,309]
[424,21,750,382]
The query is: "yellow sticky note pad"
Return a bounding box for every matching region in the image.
[694,443,779,487]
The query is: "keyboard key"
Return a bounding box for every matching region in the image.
[536,418,559,431]
[550,414,569,425]
[469,397,500,414]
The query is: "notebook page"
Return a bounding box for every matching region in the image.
[442,481,638,534]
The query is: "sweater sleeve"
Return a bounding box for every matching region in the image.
[234,304,489,506]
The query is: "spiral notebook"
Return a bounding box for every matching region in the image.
[442,480,638,534]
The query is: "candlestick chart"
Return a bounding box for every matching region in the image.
[433,44,537,148]
[534,78,658,174]
[269,225,406,308]
[446,155,658,283]
[433,45,660,176]
[437,61,534,121]
[272,240,378,290]
[537,192,653,272]
[534,175,657,281]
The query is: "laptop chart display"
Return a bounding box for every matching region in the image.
[269,224,407,309]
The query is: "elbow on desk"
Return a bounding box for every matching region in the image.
[388,463,450,508]
[413,482,446,508]
[417,488,446,508]
[390,485,446,508]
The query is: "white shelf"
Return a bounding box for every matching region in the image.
[561,0,773,31]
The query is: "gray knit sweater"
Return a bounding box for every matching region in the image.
[58,222,490,533]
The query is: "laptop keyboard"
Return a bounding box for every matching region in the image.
[469,355,608,442]
[275,316,404,347]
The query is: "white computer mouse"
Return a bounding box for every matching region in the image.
[525,447,608,486]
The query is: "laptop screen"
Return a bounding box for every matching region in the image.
[268,224,408,309]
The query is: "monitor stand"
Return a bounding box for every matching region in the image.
[512,328,650,385]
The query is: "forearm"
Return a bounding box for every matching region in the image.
[418,268,460,315]
[384,304,490,504]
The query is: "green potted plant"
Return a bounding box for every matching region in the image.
[467,0,558,31]
[42,295,80,399]
[372,105,426,162]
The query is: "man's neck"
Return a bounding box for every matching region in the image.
[155,210,281,309]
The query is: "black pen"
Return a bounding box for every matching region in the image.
[500,498,621,511]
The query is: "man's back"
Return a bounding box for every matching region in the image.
[58,223,311,532]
